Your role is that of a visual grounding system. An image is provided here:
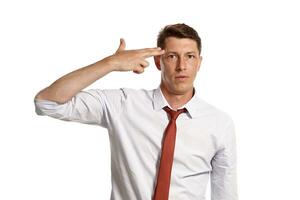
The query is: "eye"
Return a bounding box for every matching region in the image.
[167,54,177,59]
[187,54,196,59]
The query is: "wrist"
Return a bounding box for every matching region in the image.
[101,55,118,72]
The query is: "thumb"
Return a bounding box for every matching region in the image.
[115,38,126,53]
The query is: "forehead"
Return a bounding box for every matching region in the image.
[164,37,199,53]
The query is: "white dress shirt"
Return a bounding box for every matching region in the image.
[34,87,238,200]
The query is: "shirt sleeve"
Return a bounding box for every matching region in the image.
[34,88,126,128]
[210,116,238,200]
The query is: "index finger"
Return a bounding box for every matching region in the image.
[142,48,165,58]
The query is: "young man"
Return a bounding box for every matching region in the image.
[34,23,238,200]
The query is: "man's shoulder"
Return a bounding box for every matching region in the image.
[196,97,233,123]
[89,87,155,100]
[119,87,155,94]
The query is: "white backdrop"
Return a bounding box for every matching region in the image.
[1,0,299,199]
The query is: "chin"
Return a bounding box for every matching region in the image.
[161,81,193,95]
[171,86,192,95]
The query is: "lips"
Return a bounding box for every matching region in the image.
[175,76,189,82]
[175,75,188,79]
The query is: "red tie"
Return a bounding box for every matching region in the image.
[152,106,186,200]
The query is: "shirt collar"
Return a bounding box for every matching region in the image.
[153,86,206,118]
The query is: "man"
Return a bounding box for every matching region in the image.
[34,23,238,200]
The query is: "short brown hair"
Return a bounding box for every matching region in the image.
[157,23,202,54]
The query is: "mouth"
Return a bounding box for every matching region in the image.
[175,75,189,80]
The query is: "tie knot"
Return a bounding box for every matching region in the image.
[163,106,186,121]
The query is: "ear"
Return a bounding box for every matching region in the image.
[197,56,203,71]
[154,56,161,71]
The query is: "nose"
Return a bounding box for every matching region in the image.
[176,56,187,71]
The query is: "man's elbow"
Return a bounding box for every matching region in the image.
[34,88,68,104]
[34,87,49,101]
[34,92,45,101]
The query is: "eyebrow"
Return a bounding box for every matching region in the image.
[186,51,197,54]
[165,51,197,54]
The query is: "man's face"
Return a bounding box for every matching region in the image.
[155,37,202,95]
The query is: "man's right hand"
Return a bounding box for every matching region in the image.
[105,38,165,74]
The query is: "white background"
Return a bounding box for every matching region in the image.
[1,0,300,199]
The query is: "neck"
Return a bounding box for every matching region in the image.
[160,84,194,110]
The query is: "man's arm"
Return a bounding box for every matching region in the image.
[211,117,238,200]
[35,39,165,104]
